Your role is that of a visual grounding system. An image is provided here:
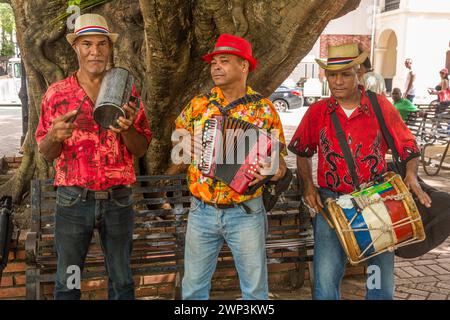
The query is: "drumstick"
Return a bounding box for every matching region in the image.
[302,196,335,229]
[318,207,335,229]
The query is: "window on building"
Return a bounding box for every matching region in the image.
[384,0,400,12]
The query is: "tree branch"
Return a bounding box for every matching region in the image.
[230,0,248,36]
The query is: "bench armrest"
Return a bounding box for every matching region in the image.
[25,231,37,265]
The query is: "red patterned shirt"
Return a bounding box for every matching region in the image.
[35,73,152,190]
[288,86,420,194]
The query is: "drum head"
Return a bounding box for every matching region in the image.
[93,104,126,129]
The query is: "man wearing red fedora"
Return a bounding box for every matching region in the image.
[170,33,287,300]
[36,14,152,300]
[288,43,431,300]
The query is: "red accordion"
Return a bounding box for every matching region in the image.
[198,116,284,194]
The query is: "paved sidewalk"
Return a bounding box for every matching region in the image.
[0,106,22,157]
[211,236,450,300]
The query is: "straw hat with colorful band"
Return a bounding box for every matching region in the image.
[316,43,369,71]
[202,33,258,71]
[66,14,118,45]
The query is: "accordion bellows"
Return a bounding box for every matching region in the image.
[199,116,284,195]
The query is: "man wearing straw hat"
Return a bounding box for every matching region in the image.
[288,43,431,300]
[35,14,152,300]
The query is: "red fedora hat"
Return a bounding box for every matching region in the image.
[202,34,258,71]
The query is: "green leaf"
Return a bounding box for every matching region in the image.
[68,0,82,6]
[0,3,15,57]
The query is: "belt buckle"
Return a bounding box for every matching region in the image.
[94,191,109,200]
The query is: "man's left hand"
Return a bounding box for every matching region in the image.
[404,174,432,208]
[109,101,138,134]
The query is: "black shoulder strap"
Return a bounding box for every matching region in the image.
[366,90,405,177]
[330,110,359,189]
[210,94,263,116]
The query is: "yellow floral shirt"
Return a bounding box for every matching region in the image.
[175,86,287,204]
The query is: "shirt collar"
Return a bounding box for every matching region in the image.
[209,86,256,106]
[71,72,88,95]
[70,72,95,103]
[326,85,372,116]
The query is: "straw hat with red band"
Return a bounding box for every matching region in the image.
[202,34,258,71]
[316,43,369,71]
[66,14,118,45]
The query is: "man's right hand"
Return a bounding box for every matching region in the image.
[49,109,78,143]
[177,127,203,162]
[303,183,324,212]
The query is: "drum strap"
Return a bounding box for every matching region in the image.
[366,90,406,177]
[330,111,360,189]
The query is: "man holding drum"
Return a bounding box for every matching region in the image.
[35,14,152,299]
[288,43,431,300]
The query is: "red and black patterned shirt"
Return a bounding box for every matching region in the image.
[288,86,420,193]
[36,73,152,190]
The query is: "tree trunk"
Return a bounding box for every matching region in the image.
[19,58,28,146]
[1,0,361,204]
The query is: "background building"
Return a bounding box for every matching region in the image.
[287,0,450,103]
[374,0,450,99]
[287,0,374,103]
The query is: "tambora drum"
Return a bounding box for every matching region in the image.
[325,172,425,265]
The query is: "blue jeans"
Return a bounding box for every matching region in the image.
[313,188,395,300]
[54,186,135,300]
[406,94,415,103]
[182,196,268,300]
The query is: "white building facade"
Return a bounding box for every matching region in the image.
[374,0,450,99]
[289,0,374,83]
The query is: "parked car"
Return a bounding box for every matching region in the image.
[297,77,326,106]
[269,85,304,112]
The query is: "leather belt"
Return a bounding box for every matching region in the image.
[193,196,252,213]
[64,186,132,201]
[194,196,237,209]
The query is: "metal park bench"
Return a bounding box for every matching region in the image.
[405,102,450,176]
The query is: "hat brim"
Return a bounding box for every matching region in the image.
[66,32,118,45]
[202,50,258,71]
[316,51,369,71]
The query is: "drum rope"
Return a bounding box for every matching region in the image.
[353,192,409,209]
[343,215,420,233]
